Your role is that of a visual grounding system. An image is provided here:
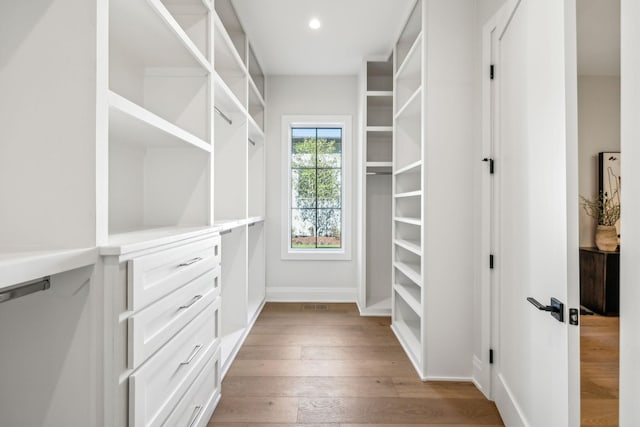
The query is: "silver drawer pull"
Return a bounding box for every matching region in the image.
[178,257,203,267]
[180,344,203,366]
[179,295,203,310]
[187,405,203,427]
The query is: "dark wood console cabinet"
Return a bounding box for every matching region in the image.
[579,247,620,315]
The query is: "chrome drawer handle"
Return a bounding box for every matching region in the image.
[178,257,203,267]
[180,344,203,366]
[179,295,203,310]
[187,405,203,427]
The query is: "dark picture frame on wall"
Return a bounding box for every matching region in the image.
[599,151,621,241]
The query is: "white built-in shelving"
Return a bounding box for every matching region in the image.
[358,56,394,315]
[391,0,426,378]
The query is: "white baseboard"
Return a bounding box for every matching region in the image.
[424,375,474,382]
[472,354,491,399]
[494,373,527,427]
[266,286,357,302]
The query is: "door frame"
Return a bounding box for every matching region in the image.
[478,0,581,424]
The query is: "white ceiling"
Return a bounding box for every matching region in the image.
[577,0,620,76]
[231,0,415,75]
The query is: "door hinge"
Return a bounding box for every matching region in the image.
[482,158,494,174]
[489,349,494,364]
[489,254,494,269]
[490,64,495,80]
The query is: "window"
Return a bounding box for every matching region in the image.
[282,116,352,260]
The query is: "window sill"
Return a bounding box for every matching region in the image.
[281,249,351,261]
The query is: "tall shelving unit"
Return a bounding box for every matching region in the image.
[358,57,394,316]
[212,0,267,376]
[0,0,267,424]
[391,0,426,377]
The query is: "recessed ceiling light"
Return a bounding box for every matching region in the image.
[309,18,321,30]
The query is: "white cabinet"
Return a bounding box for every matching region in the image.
[102,231,222,427]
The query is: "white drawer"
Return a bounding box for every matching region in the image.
[129,302,219,427]
[162,347,220,427]
[128,271,221,369]
[128,236,221,311]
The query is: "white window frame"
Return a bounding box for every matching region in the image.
[281,115,352,261]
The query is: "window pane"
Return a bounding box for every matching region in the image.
[291,168,316,208]
[291,128,316,168]
[291,209,316,248]
[317,169,341,208]
[317,128,342,168]
[317,209,342,248]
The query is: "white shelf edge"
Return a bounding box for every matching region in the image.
[394,284,421,316]
[366,90,393,97]
[213,72,246,116]
[394,86,422,120]
[102,226,217,256]
[249,77,266,108]
[213,13,248,76]
[394,160,422,175]
[246,216,265,226]
[148,0,212,73]
[109,91,212,153]
[393,217,422,226]
[366,126,394,133]
[395,31,423,81]
[391,321,420,363]
[248,115,265,143]
[366,161,393,168]
[394,239,422,256]
[393,261,422,287]
[0,248,98,290]
[395,190,422,199]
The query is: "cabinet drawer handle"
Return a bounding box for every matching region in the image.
[179,295,203,310]
[187,405,203,427]
[179,257,203,267]
[180,344,203,366]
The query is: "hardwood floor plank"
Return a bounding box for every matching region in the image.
[392,377,489,399]
[226,359,416,377]
[581,398,618,426]
[301,346,407,361]
[340,424,505,427]
[297,397,503,424]
[209,397,299,423]
[244,334,398,347]
[236,346,302,360]
[209,424,337,427]
[221,376,399,398]
[250,324,392,337]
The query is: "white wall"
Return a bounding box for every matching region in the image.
[264,76,359,301]
[577,76,620,247]
[619,0,640,424]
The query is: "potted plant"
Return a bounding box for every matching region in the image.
[580,190,620,251]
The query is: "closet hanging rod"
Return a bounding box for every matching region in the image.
[214,107,232,125]
[366,172,392,176]
[0,277,51,304]
[220,229,233,235]
[248,138,256,146]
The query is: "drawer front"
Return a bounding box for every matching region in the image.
[129,271,221,368]
[130,301,219,427]
[128,236,221,311]
[162,347,221,427]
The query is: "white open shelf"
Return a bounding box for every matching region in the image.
[394,283,421,316]
[392,295,421,361]
[395,190,422,199]
[394,160,422,175]
[367,161,393,168]
[110,0,212,72]
[248,44,265,99]
[394,217,421,226]
[394,239,422,256]
[366,126,394,133]
[395,86,422,120]
[214,72,245,117]
[213,14,247,109]
[394,261,422,287]
[109,91,211,152]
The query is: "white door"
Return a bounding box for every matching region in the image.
[491,0,580,426]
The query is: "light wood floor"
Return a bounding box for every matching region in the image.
[581,314,619,427]
[208,303,503,426]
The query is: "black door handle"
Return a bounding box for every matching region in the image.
[527,297,564,323]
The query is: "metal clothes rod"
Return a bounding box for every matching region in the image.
[248,138,256,146]
[248,222,256,227]
[366,172,392,176]
[214,107,232,125]
[0,277,51,304]
[220,229,233,235]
